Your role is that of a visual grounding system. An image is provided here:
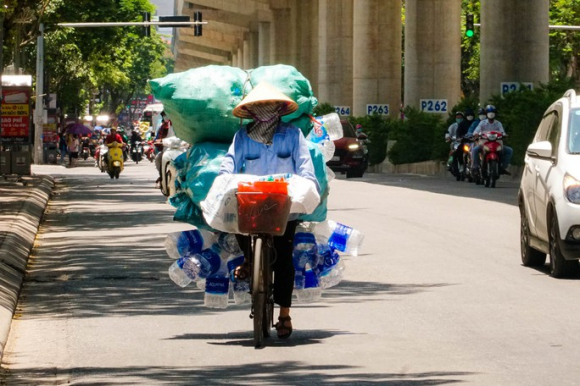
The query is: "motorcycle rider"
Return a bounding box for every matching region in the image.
[468,108,487,135]
[130,128,142,146]
[471,105,513,175]
[154,111,172,188]
[445,111,466,142]
[104,127,124,164]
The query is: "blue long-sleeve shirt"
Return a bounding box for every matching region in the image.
[219,122,320,193]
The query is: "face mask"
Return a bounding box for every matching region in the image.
[479,115,487,121]
[456,118,463,124]
[466,115,474,121]
[487,112,496,119]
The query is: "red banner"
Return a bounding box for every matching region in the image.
[1,87,31,138]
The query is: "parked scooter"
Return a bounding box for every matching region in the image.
[106,141,124,179]
[130,141,144,164]
[475,131,504,188]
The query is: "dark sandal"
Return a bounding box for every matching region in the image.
[233,261,252,281]
[275,316,293,339]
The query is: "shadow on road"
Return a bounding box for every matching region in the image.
[1,362,475,385]
[345,173,520,207]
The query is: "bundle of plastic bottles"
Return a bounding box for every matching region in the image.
[166,220,364,308]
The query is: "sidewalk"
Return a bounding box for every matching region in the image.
[0,173,54,357]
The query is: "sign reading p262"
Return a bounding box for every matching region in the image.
[367,104,389,116]
[420,99,448,113]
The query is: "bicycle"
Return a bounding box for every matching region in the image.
[236,182,292,348]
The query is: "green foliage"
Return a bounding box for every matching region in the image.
[487,78,575,166]
[550,0,580,82]
[387,107,444,165]
[348,114,393,166]
[312,102,335,116]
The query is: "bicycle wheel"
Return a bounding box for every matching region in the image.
[262,240,273,338]
[252,237,265,348]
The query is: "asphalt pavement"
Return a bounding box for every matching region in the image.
[6,160,579,385]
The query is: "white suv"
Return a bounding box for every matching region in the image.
[519,89,580,278]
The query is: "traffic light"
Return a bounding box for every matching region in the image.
[465,14,474,38]
[143,11,151,37]
[194,11,202,36]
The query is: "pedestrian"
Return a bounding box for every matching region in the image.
[68,134,80,167]
[219,81,320,339]
[59,133,68,164]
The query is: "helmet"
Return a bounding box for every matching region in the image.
[478,108,486,115]
[464,108,474,116]
[485,105,496,113]
[455,111,465,118]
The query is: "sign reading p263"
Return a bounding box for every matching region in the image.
[367,104,389,116]
[501,82,533,96]
[420,99,448,113]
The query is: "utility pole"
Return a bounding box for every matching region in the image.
[0,0,4,147]
[33,23,44,164]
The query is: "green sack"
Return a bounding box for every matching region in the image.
[150,65,248,145]
[150,64,318,145]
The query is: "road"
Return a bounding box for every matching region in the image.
[2,159,580,385]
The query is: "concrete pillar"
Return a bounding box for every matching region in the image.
[480,0,549,103]
[318,0,353,108]
[353,0,402,117]
[237,46,243,68]
[297,0,319,95]
[243,38,250,69]
[232,52,238,68]
[258,22,271,66]
[248,30,259,69]
[271,6,291,64]
[288,0,301,68]
[404,0,462,111]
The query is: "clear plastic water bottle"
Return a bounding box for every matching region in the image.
[315,113,343,141]
[181,255,205,281]
[295,268,322,303]
[204,275,230,309]
[294,268,305,290]
[168,257,193,288]
[217,232,242,255]
[232,280,251,305]
[318,259,346,289]
[194,246,223,279]
[164,229,216,259]
[293,232,317,269]
[311,220,365,256]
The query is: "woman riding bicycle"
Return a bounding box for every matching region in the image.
[219,82,320,339]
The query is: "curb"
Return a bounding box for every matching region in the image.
[0,175,54,358]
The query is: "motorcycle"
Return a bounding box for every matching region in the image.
[476,130,504,188]
[144,140,155,162]
[460,135,475,182]
[80,145,90,160]
[106,141,124,179]
[95,143,108,172]
[130,141,144,164]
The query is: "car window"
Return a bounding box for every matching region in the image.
[535,112,554,142]
[341,122,356,138]
[568,109,580,154]
[547,112,560,156]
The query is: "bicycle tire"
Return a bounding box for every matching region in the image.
[262,241,273,338]
[252,237,265,348]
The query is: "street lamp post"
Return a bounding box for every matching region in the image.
[33,23,44,164]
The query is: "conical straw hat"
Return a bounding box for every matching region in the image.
[233,82,299,119]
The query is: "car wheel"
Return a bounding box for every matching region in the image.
[520,205,546,266]
[549,212,579,278]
